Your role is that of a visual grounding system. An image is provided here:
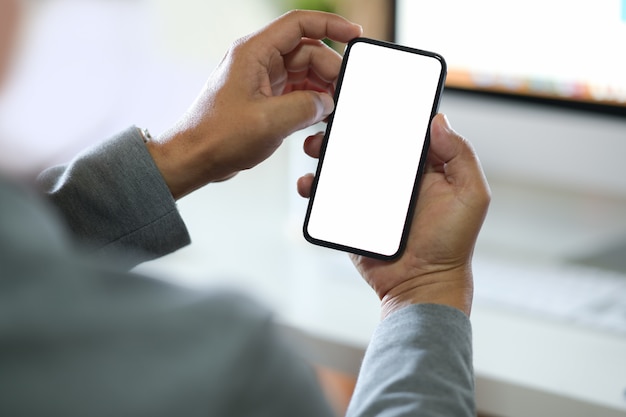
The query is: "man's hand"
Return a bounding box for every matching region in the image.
[298,114,490,317]
[148,10,362,199]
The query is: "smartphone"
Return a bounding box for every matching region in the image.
[303,38,446,260]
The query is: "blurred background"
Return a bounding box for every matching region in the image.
[0,0,277,174]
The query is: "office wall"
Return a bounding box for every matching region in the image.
[0,0,279,175]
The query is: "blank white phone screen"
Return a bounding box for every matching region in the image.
[305,40,445,258]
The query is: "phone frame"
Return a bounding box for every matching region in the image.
[303,37,447,260]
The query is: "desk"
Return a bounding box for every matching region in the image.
[135,143,626,417]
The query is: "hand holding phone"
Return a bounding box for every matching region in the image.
[303,38,447,260]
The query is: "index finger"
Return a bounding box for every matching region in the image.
[257,10,363,56]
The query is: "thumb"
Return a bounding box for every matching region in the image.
[430,113,491,204]
[429,113,467,164]
[430,113,480,176]
[265,91,335,137]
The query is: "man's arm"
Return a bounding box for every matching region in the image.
[299,113,490,416]
[37,127,190,266]
[347,304,475,417]
[36,10,363,264]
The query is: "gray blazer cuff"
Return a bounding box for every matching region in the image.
[38,127,191,266]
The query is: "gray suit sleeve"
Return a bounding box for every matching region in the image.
[37,127,190,265]
[346,304,475,417]
[1,182,335,417]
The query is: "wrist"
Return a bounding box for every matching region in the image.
[141,127,221,200]
[380,267,474,319]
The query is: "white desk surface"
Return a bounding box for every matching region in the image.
[135,144,626,417]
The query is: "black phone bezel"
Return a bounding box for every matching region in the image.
[303,37,447,260]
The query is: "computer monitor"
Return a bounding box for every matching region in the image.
[394,0,626,114]
[394,0,626,197]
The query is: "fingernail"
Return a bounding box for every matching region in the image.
[441,113,453,129]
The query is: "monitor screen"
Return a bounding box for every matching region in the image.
[394,0,626,112]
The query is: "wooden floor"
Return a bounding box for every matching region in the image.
[315,365,357,416]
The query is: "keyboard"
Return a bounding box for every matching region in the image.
[473,257,626,336]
